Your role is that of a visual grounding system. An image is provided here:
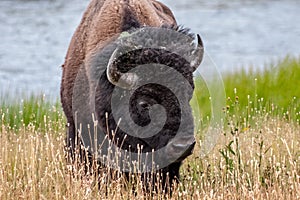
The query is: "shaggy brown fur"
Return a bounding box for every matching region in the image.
[61,0,177,147]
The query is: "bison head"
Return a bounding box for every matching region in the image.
[72,26,203,172]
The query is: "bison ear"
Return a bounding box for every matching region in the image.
[190,34,204,72]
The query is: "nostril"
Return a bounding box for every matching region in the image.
[174,141,195,162]
[172,141,195,149]
[172,137,195,147]
[172,143,189,148]
[172,136,196,148]
[165,136,196,162]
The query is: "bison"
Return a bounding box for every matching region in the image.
[60,0,204,190]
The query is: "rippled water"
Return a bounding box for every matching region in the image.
[0,0,300,97]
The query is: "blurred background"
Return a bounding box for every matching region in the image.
[0,0,300,98]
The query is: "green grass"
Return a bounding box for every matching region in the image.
[192,56,300,126]
[224,57,300,120]
[0,94,64,133]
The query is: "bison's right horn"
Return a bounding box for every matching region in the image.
[190,34,204,72]
[106,48,139,89]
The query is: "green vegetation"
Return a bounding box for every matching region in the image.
[0,57,299,199]
[192,56,300,124]
[0,95,64,133]
[223,56,300,121]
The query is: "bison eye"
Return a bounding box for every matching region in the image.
[138,100,149,109]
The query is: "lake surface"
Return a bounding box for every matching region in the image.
[0,0,300,98]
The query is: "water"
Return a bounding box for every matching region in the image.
[0,0,300,98]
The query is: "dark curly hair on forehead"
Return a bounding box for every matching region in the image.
[161,24,196,39]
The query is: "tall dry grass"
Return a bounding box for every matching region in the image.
[0,103,299,199]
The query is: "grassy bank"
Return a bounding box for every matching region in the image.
[193,56,300,126]
[0,57,299,199]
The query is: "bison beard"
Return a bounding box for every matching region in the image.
[60,0,203,193]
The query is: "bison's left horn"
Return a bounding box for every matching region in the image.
[190,34,204,72]
[106,48,139,89]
